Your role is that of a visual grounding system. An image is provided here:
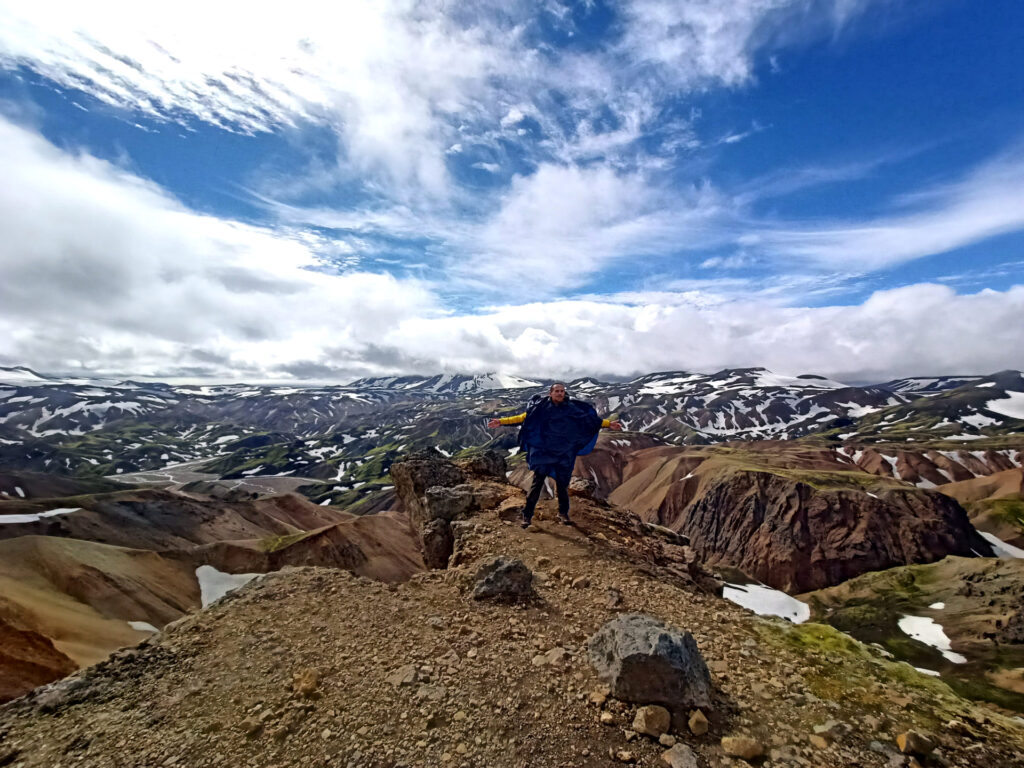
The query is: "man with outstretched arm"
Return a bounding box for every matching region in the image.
[488,383,622,528]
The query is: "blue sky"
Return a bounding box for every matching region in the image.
[0,0,1022,382]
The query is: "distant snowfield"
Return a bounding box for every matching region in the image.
[980,532,1024,559]
[195,565,261,608]
[986,392,1024,421]
[722,582,810,623]
[128,620,160,633]
[0,507,80,524]
[898,615,967,663]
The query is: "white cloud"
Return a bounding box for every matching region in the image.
[0,115,437,378]
[374,283,1024,383]
[455,163,728,293]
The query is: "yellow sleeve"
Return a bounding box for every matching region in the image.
[601,418,611,428]
[499,412,527,425]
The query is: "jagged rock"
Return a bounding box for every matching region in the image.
[422,519,454,569]
[454,450,507,480]
[687,709,708,736]
[896,730,935,755]
[660,743,699,768]
[721,735,764,760]
[389,450,465,527]
[386,664,419,686]
[678,470,994,592]
[472,556,533,601]
[569,476,597,497]
[633,705,671,737]
[424,484,478,522]
[30,676,96,713]
[587,614,712,720]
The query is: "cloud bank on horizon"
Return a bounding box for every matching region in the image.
[0,0,1022,383]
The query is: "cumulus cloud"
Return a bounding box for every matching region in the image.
[0,115,438,378]
[371,284,1024,383]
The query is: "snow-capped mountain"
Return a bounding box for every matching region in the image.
[347,372,541,394]
[0,365,1021,507]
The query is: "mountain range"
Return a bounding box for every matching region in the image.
[1,363,1023,724]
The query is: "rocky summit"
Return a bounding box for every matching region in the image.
[1,452,1024,768]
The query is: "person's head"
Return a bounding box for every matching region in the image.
[549,383,567,403]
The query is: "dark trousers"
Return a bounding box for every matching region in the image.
[523,470,570,521]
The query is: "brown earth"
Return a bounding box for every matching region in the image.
[0,621,76,704]
[0,488,355,549]
[188,510,424,583]
[2,487,1023,768]
[937,468,1024,547]
[0,493,425,703]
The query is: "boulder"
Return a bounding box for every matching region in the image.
[389,450,465,527]
[422,519,454,569]
[454,450,507,480]
[896,730,935,756]
[633,705,671,737]
[587,614,712,719]
[660,743,699,768]
[721,736,764,760]
[472,556,533,601]
[569,476,598,498]
[423,484,477,522]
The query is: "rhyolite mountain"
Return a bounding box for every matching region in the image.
[2,364,1024,712]
[2,366,1022,509]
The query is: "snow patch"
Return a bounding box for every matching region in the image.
[129,621,159,633]
[986,392,1024,421]
[929,602,946,610]
[0,507,80,524]
[914,667,941,677]
[979,532,1024,559]
[722,583,810,623]
[195,565,261,608]
[898,615,967,663]
[15,486,25,498]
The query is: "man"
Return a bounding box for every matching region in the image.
[488,383,622,528]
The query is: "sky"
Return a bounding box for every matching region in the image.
[1,0,1023,384]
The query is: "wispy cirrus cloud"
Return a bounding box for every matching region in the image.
[752,147,1024,270]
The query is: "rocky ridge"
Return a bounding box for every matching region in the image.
[2,457,1023,767]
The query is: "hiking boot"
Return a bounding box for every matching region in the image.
[521,516,532,529]
[557,512,572,526]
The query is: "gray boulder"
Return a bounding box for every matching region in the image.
[424,484,478,522]
[388,450,465,527]
[587,614,712,718]
[472,556,534,601]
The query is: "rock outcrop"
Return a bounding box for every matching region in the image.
[680,468,993,592]
[390,451,513,569]
[388,449,466,529]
